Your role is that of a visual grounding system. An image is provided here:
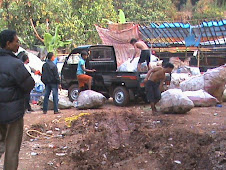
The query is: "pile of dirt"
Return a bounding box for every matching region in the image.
[58,111,226,170]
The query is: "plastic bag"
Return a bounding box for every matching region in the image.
[76,90,106,109]
[169,73,190,89]
[183,90,218,107]
[204,65,226,102]
[156,89,194,114]
[180,75,205,91]
[223,88,226,102]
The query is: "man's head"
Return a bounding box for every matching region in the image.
[163,62,174,73]
[0,30,19,53]
[130,38,137,45]
[81,50,88,59]
[47,52,55,61]
[18,51,29,64]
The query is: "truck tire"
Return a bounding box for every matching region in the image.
[113,86,130,106]
[68,84,79,102]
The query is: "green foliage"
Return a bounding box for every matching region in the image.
[193,0,225,20]
[113,0,177,22]
[118,9,126,23]
[0,0,225,50]
[42,26,72,54]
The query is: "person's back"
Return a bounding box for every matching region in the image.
[148,67,165,83]
[134,41,149,50]
[41,52,61,114]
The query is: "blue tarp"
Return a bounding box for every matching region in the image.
[139,19,226,47]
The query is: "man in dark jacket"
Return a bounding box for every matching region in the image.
[41,52,61,114]
[0,30,35,170]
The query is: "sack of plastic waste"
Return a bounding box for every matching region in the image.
[156,89,194,114]
[180,64,226,102]
[183,90,218,107]
[76,90,106,109]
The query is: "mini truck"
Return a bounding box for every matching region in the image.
[61,45,149,106]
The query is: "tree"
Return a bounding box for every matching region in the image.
[71,0,117,44]
[193,0,225,19]
[113,0,177,22]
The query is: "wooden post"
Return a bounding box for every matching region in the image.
[197,48,200,68]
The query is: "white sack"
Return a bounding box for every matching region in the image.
[223,88,226,102]
[77,90,106,109]
[169,73,190,89]
[180,64,226,102]
[39,91,74,109]
[157,89,194,114]
[17,47,44,72]
[180,75,205,91]
[183,90,218,107]
[204,65,226,102]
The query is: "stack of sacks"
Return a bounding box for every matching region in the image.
[180,64,226,102]
[117,54,162,72]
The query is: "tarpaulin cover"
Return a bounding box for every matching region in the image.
[95,24,140,66]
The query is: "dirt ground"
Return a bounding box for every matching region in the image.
[1,100,226,170]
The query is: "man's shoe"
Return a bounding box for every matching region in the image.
[54,111,61,114]
[43,111,47,114]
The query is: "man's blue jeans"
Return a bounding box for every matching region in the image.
[43,84,59,112]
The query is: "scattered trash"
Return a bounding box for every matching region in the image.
[46,130,53,135]
[56,153,67,156]
[174,160,181,164]
[31,152,38,156]
[47,161,54,165]
[216,104,222,108]
[168,138,173,141]
[149,150,154,154]
[48,144,55,148]
[64,113,91,127]
[214,113,218,116]
[55,128,60,131]
[211,131,216,134]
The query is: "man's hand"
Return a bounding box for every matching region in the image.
[143,78,148,83]
[91,69,96,72]
[59,84,62,90]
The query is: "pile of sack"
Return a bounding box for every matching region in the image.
[180,64,226,102]
[157,89,219,114]
[157,64,226,114]
[117,54,162,72]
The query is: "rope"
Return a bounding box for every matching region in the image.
[26,129,54,139]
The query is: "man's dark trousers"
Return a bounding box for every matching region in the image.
[0,118,23,170]
[43,84,59,112]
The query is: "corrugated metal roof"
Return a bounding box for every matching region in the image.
[139,19,226,48]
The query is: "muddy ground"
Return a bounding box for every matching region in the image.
[1,100,226,170]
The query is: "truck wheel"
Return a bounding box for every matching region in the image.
[68,84,79,102]
[113,86,130,106]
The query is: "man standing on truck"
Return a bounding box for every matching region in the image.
[130,38,151,72]
[77,50,96,91]
[144,63,174,114]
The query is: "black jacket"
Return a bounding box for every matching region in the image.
[41,60,60,85]
[0,49,35,124]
